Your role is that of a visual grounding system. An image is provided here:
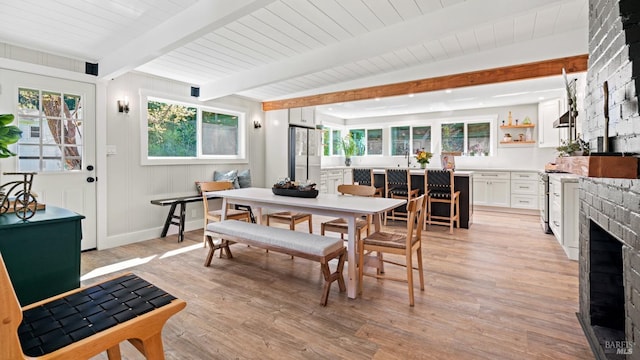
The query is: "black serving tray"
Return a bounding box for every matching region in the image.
[272,188,319,198]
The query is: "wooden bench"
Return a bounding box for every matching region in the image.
[205,220,346,306]
[0,254,186,360]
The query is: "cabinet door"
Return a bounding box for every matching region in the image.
[489,179,511,207]
[538,99,561,148]
[472,180,490,206]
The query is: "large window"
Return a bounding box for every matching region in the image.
[143,95,246,165]
[441,121,491,155]
[17,88,84,171]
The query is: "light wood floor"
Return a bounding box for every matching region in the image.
[82,210,593,359]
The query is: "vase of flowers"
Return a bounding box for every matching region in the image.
[415,148,432,169]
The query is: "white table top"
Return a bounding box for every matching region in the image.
[210,187,405,215]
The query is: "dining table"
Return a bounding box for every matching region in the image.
[211,187,406,299]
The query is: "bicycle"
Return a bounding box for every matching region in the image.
[0,172,38,220]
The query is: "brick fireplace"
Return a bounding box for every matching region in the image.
[579,0,640,359]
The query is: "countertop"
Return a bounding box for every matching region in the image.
[547,172,581,183]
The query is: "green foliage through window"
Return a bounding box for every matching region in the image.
[147,101,197,157]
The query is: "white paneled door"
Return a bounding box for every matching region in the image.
[0,69,97,250]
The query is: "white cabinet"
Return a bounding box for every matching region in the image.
[473,171,510,207]
[320,168,351,194]
[510,172,539,210]
[289,107,316,128]
[549,174,579,260]
[538,99,561,148]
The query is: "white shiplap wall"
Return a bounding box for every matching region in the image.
[105,72,265,249]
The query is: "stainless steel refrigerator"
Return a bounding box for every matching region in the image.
[288,125,321,185]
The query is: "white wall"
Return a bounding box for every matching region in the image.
[319,103,558,171]
[104,72,265,248]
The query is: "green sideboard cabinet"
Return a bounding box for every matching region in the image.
[0,206,85,306]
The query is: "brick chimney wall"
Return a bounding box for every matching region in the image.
[583,0,640,151]
[579,1,640,358]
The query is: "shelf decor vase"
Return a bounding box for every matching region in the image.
[345,157,351,167]
[420,163,426,169]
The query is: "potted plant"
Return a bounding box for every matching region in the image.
[0,113,22,211]
[0,114,21,158]
[556,135,590,157]
[339,133,357,166]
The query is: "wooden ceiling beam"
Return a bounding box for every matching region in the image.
[261,54,588,111]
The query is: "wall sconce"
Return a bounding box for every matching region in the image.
[117,96,130,113]
[253,120,262,129]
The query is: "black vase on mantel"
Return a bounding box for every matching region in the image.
[345,158,351,167]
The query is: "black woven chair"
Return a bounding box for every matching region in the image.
[425,169,460,234]
[352,168,383,197]
[384,168,419,224]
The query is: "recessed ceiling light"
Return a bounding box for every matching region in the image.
[375,97,380,101]
[445,89,452,94]
[328,107,333,111]
[538,96,545,100]
[408,94,414,98]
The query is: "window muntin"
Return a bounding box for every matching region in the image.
[17,88,84,172]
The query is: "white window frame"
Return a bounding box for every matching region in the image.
[140,91,247,166]
[439,115,496,156]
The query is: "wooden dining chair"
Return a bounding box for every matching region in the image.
[0,253,186,360]
[266,212,313,233]
[352,168,384,197]
[425,169,460,234]
[384,168,420,225]
[201,181,251,245]
[358,194,426,306]
[320,184,377,243]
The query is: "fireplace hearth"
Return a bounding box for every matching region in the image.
[579,178,638,359]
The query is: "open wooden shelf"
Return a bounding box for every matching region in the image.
[500,124,535,129]
[500,140,535,144]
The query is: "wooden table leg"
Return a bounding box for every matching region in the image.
[178,202,186,242]
[160,202,178,238]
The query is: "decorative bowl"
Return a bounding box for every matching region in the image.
[272,188,319,198]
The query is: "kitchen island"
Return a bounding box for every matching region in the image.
[372,169,473,229]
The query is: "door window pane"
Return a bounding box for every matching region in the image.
[16,88,84,172]
[367,129,382,155]
[391,126,410,156]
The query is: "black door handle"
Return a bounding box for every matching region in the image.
[87,177,96,183]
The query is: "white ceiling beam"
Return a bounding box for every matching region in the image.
[98,0,277,80]
[260,28,588,101]
[198,0,564,100]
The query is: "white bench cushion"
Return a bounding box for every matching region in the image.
[207,220,344,257]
